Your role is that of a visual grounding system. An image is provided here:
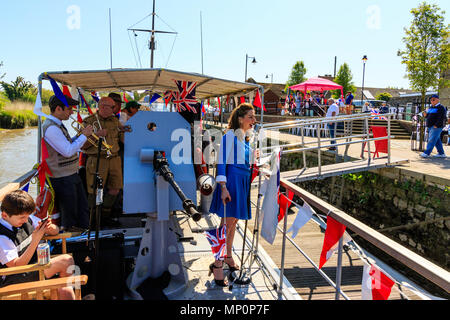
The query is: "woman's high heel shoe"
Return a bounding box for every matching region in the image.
[208,262,227,287]
[224,257,240,273]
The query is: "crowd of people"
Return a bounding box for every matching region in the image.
[280,90,395,117]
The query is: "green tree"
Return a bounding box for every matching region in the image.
[285,61,307,91]
[0,76,37,102]
[333,63,356,98]
[398,1,450,149]
[375,92,393,102]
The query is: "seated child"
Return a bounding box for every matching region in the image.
[0,190,77,300]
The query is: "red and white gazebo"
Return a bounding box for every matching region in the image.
[289,77,343,99]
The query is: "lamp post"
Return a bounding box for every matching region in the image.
[360,55,368,103]
[245,54,257,82]
[265,73,273,83]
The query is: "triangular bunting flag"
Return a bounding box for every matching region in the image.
[287,199,314,238]
[21,183,30,193]
[319,216,346,269]
[33,90,47,117]
[149,93,161,105]
[278,190,294,222]
[253,90,267,111]
[361,263,395,300]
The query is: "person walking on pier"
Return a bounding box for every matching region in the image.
[325,98,339,151]
[420,94,447,158]
[209,103,258,286]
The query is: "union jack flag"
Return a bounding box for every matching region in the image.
[163,90,174,106]
[370,108,387,120]
[173,80,198,113]
[204,225,227,261]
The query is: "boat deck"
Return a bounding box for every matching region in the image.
[170,212,300,300]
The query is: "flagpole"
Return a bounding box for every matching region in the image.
[150,0,156,68]
[335,236,344,300]
[200,11,204,75]
[278,199,290,299]
[109,8,113,69]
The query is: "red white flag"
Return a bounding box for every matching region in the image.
[253,90,267,111]
[123,92,129,103]
[62,85,72,98]
[278,190,294,222]
[319,216,346,269]
[37,138,52,192]
[361,263,395,300]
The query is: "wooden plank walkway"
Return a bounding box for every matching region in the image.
[244,183,425,300]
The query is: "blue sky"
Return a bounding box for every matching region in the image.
[0,0,448,90]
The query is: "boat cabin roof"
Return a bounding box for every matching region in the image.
[41,68,261,99]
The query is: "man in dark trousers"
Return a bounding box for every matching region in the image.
[43,95,93,232]
[420,94,447,158]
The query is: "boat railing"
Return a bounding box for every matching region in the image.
[0,169,38,202]
[264,177,450,299]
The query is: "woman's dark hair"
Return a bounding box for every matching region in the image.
[1,190,35,216]
[227,103,254,130]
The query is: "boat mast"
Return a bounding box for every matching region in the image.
[128,0,177,68]
[150,0,155,68]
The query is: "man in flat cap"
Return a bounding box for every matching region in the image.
[420,94,447,158]
[43,95,93,232]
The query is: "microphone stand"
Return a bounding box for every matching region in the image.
[87,137,104,295]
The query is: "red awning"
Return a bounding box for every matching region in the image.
[289,77,343,98]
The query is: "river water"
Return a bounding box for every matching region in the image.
[0,120,77,197]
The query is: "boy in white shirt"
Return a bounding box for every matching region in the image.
[0,190,76,299]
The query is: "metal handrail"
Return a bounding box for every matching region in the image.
[278,178,450,295]
[0,169,38,202]
[257,113,395,178]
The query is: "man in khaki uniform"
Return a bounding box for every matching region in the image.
[82,97,124,226]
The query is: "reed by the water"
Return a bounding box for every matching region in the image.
[0,101,49,129]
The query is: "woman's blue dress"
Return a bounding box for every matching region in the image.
[209,132,252,220]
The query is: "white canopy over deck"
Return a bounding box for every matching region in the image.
[40,68,261,99]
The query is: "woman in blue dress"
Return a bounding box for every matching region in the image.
[208,103,258,286]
